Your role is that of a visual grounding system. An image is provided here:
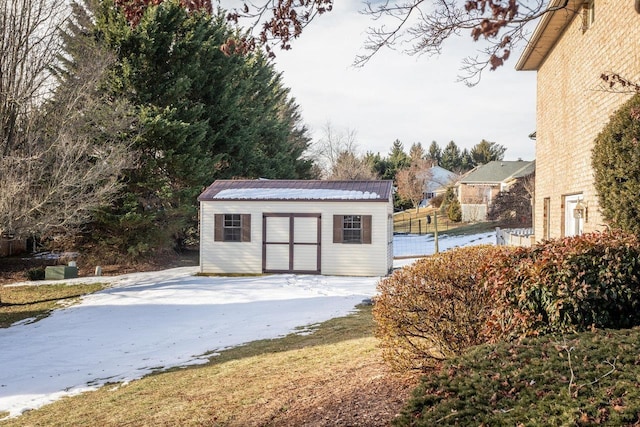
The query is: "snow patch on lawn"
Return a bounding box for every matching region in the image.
[0,231,494,418]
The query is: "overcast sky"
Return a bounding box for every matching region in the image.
[267,0,538,161]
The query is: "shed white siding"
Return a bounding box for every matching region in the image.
[200,200,392,277]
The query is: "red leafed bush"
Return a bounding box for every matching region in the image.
[482,231,640,342]
[373,245,502,371]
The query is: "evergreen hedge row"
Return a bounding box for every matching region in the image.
[592,93,640,234]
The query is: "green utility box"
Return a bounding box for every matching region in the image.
[45,266,78,280]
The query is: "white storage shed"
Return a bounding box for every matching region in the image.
[198,180,394,276]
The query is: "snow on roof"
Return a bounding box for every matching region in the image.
[213,188,380,200]
[198,180,393,202]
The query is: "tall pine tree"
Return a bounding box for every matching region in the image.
[63,0,312,258]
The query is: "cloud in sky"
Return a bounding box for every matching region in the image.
[269,0,538,161]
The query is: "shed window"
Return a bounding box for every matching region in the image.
[333,215,372,244]
[224,214,242,241]
[215,214,251,242]
[343,215,362,243]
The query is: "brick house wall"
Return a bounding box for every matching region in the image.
[459,183,500,205]
[520,1,640,241]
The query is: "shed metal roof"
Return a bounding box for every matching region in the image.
[198,180,394,202]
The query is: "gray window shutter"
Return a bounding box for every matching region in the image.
[333,215,343,243]
[362,215,372,244]
[214,214,223,241]
[241,214,251,242]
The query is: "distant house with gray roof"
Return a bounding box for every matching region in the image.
[456,160,535,222]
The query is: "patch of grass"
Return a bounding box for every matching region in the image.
[0,283,108,328]
[395,327,640,426]
[209,303,375,364]
[437,221,496,237]
[0,305,413,427]
[394,208,495,236]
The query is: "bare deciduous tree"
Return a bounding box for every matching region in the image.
[226,0,577,85]
[329,150,379,180]
[0,6,136,240]
[0,0,69,156]
[396,158,432,212]
[308,122,373,179]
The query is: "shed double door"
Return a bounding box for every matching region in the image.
[263,213,321,274]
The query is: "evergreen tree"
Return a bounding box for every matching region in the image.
[441,141,461,172]
[470,139,506,165]
[409,142,425,162]
[460,148,475,172]
[388,140,410,170]
[427,141,442,166]
[592,93,640,235]
[364,151,389,178]
[442,186,457,208]
[67,0,312,257]
[447,198,462,222]
[381,139,410,180]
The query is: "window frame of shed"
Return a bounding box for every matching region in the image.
[214,213,251,242]
[333,214,372,244]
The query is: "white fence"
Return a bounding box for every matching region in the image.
[495,227,534,247]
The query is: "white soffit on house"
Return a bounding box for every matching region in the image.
[516,0,582,71]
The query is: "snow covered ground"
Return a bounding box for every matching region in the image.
[393,230,496,258]
[0,231,494,418]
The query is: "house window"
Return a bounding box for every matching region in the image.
[333,215,372,244]
[582,0,595,32]
[214,214,251,242]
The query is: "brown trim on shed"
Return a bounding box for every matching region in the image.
[241,214,251,242]
[214,214,223,241]
[333,215,372,244]
[362,215,372,244]
[214,214,251,242]
[333,215,342,243]
[263,213,321,274]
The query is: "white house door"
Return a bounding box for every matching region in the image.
[263,213,321,274]
[563,194,584,237]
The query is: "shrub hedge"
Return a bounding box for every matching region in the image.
[375,231,640,372]
[482,231,640,341]
[373,245,502,371]
[592,93,640,235]
[394,328,640,426]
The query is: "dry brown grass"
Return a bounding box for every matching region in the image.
[0,283,107,328]
[0,307,418,426]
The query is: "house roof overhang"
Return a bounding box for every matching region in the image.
[515,0,582,71]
